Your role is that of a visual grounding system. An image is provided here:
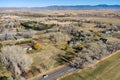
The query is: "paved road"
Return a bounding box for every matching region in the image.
[37,65,76,80]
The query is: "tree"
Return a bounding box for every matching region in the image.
[33,42,41,50]
[0,45,33,78]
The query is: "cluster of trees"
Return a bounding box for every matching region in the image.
[0,45,33,79]
[95,23,120,31]
[21,21,55,31]
[20,30,35,38]
[68,31,93,47]
[60,25,78,35]
[71,41,120,68]
[108,24,120,31]
[95,23,107,28]
[0,30,34,41]
[49,32,70,43]
[0,32,14,41]
[57,40,120,69]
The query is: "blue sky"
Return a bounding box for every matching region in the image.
[0,0,120,7]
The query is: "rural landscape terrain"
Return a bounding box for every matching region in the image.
[0,4,120,80]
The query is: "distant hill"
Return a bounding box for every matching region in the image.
[0,5,120,10]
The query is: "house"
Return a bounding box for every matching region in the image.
[21,44,32,51]
[101,30,111,34]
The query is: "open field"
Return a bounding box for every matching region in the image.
[60,51,120,80]
[30,43,65,70]
[85,17,120,25]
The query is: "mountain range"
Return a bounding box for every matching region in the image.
[32,4,120,10]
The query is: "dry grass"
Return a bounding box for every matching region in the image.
[106,37,120,42]
[30,43,65,70]
[79,23,104,32]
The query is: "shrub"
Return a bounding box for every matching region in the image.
[33,42,41,50]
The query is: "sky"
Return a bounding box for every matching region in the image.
[0,0,120,7]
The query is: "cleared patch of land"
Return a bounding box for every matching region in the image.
[60,51,120,80]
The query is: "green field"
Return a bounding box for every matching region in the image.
[61,52,120,80]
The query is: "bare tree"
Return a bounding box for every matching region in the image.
[71,41,120,69]
[107,41,120,53]
[0,45,33,78]
[49,32,70,43]
[22,30,35,38]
